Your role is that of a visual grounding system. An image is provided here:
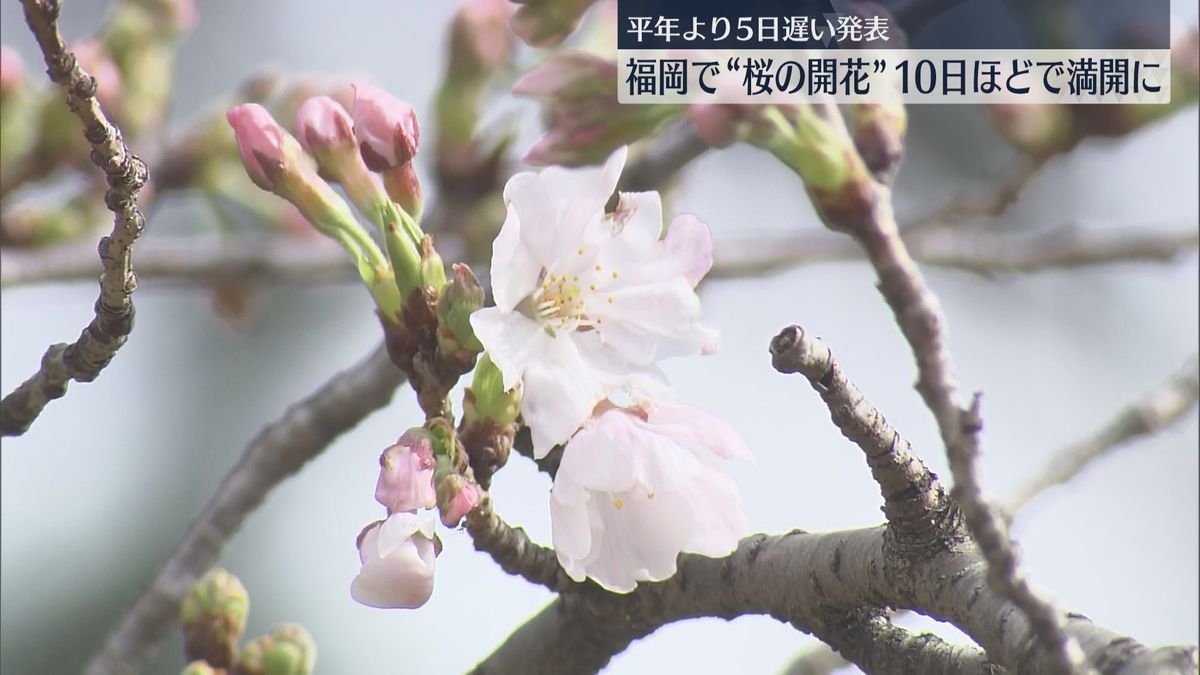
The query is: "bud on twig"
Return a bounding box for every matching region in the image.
[235,624,316,675]
[436,263,485,363]
[436,472,483,527]
[510,0,598,48]
[459,355,521,487]
[375,428,437,513]
[180,568,250,668]
[515,52,683,166]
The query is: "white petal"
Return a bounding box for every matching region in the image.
[490,204,541,311]
[675,466,746,557]
[595,277,711,365]
[520,334,608,458]
[660,213,714,287]
[549,484,594,564]
[503,171,562,267]
[539,146,628,237]
[581,489,695,592]
[469,308,548,391]
[643,401,753,461]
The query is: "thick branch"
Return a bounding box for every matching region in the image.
[2,0,150,437]
[769,325,962,551]
[832,177,1087,672]
[1008,354,1200,513]
[472,527,1193,675]
[86,344,405,675]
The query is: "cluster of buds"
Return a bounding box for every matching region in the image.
[352,423,484,610]
[992,27,1199,159]
[179,568,316,675]
[228,83,489,417]
[101,0,198,135]
[515,52,682,166]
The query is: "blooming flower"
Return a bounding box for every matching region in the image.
[375,430,437,513]
[549,401,750,592]
[351,511,439,609]
[469,147,718,458]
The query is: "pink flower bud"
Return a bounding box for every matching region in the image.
[687,104,743,149]
[436,474,482,527]
[0,45,24,98]
[350,82,419,172]
[509,0,597,48]
[226,103,305,192]
[295,95,356,157]
[452,0,516,73]
[375,429,437,513]
[351,512,438,609]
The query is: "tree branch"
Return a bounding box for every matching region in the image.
[1,0,150,437]
[464,496,576,593]
[1007,354,1200,514]
[471,525,1194,674]
[769,325,963,551]
[85,344,406,675]
[709,225,1199,280]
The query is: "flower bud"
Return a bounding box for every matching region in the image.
[351,512,439,609]
[350,82,419,171]
[295,95,356,161]
[990,104,1073,157]
[850,102,907,182]
[0,45,24,100]
[465,354,520,427]
[181,661,219,675]
[510,0,598,48]
[436,473,483,527]
[436,263,485,354]
[226,103,308,193]
[180,568,250,668]
[686,104,743,149]
[450,0,516,79]
[375,428,437,513]
[515,53,681,166]
[236,624,317,675]
[459,355,520,486]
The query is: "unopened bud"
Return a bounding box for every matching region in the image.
[436,473,483,527]
[181,661,219,675]
[180,568,249,668]
[351,82,419,171]
[465,355,520,428]
[0,45,24,100]
[236,624,316,675]
[295,95,357,161]
[436,263,485,356]
[686,104,744,148]
[515,53,681,166]
[450,0,516,79]
[510,0,598,48]
[226,103,309,192]
[850,102,907,182]
[990,104,1073,157]
[375,428,437,513]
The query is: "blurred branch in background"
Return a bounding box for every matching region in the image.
[1,0,149,437]
[1007,354,1200,515]
[4,223,1195,289]
[87,345,405,675]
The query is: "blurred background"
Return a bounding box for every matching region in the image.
[2,0,1197,673]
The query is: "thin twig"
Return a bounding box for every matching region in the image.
[464,497,576,593]
[85,345,406,675]
[1,0,149,437]
[1007,354,1200,514]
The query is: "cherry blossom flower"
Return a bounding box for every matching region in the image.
[469,147,718,457]
[549,401,750,592]
[351,511,439,609]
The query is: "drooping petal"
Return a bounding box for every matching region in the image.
[575,489,695,592]
[642,401,753,461]
[351,512,438,609]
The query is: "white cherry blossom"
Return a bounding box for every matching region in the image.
[469,147,718,457]
[351,511,438,609]
[549,401,750,592]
